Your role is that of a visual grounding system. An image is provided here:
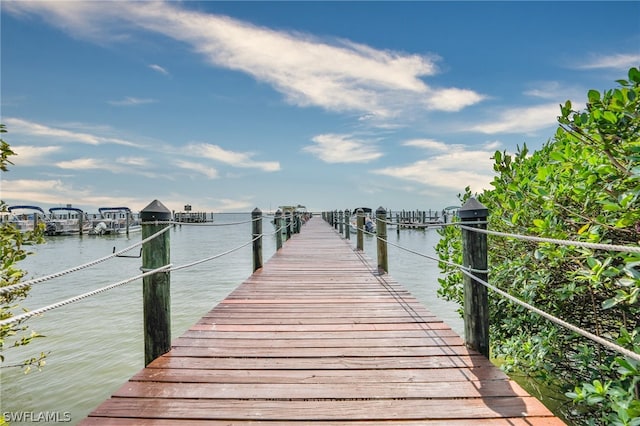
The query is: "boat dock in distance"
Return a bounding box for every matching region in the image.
[82,216,563,424]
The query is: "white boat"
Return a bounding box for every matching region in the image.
[89,207,141,235]
[4,205,47,233]
[46,206,92,236]
[349,207,375,233]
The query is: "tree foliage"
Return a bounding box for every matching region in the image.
[0,123,47,373]
[436,68,640,425]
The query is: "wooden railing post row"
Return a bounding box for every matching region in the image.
[376,206,388,274]
[140,199,172,366]
[252,207,263,272]
[275,209,283,251]
[285,211,292,241]
[338,210,344,234]
[356,208,364,251]
[344,209,350,239]
[459,197,489,358]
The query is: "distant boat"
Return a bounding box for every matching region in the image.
[46,206,92,236]
[349,207,375,233]
[89,207,141,236]
[4,205,47,233]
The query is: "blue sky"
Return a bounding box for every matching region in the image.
[1,1,639,214]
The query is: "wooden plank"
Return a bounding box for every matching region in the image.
[81,216,563,425]
[87,397,556,420]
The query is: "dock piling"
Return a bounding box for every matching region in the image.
[376,206,388,274]
[252,207,263,272]
[459,197,489,358]
[140,199,172,366]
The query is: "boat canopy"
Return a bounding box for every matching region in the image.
[49,207,84,214]
[352,207,372,213]
[98,207,132,214]
[8,205,45,214]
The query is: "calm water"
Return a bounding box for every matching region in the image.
[1,214,460,424]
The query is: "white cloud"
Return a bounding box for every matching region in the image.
[4,1,484,120]
[116,157,149,167]
[10,145,61,166]
[373,147,496,194]
[577,53,640,70]
[174,160,219,179]
[149,64,169,75]
[0,178,147,210]
[56,158,113,171]
[186,143,280,172]
[423,87,485,112]
[108,97,157,106]
[303,134,383,164]
[466,103,559,134]
[402,139,450,151]
[4,117,143,147]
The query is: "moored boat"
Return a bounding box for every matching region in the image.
[89,207,141,235]
[46,206,92,236]
[349,207,375,233]
[4,205,47,233]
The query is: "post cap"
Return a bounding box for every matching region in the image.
[140,200,172,221]
[458,197,488,219]
[252,207,262,217]
[275,209,282,217]
[376,206,386,216]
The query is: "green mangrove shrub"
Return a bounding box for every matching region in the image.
[0,124,47,374]
[436,68,640,425]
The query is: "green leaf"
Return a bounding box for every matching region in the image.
[588,89,601,103]
[603,111,618,123]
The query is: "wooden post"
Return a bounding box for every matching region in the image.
[285,211,292,241]
[275,209,283,250]
[344,209,350,239]
[376,206,388,274]
[140,199,172,366]
[338,210,343,234]
[459,197,489,358]
[356,208,364,251]
[252,208,263,272]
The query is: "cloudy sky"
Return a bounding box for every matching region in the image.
[2,1,638,213]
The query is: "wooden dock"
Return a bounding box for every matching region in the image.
[81,216,563,425]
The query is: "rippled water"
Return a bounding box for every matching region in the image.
[1,214,460,425]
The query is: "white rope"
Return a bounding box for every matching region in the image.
[0,264,172,327]
[459,225,640,253]
[0,225,173,295]
[460,269,640,363]
[170,234,260,272]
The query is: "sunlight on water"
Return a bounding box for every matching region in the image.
[1,215,460,425]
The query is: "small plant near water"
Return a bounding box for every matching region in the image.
[0,123,47,376]
[436,68,640,424]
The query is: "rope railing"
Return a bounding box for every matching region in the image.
[459,269,640,363]
[329,203,639,363]
[3,204,307,364]
[0,264,173,327]
[459,224,640,254]
[0,224,173,295]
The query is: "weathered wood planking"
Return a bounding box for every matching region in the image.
[81,216,564,425]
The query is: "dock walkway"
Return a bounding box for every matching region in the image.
[82,216,563,424]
